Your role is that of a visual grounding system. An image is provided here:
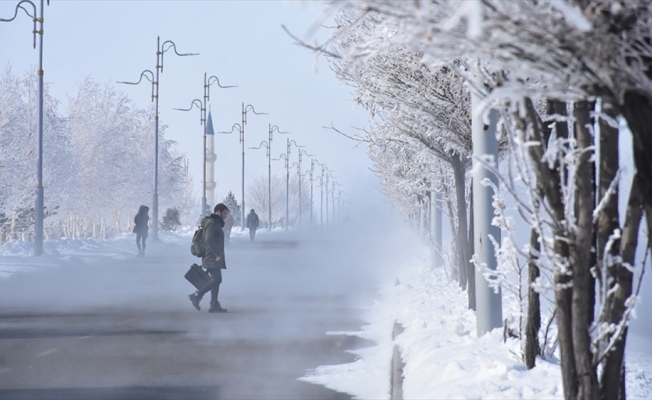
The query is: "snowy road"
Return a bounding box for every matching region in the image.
[0,228,393,399]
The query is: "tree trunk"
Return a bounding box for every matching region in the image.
[622,91,652,222]
[520,98,578,398]
[600,175,644,400]
[570,101,598,400]
[524,227,541,369]
[596,100,620,321]
[451,154,469,293]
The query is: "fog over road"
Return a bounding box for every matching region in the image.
[0,223,405,399]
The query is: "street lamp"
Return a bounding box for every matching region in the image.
[337,189,346,222]
[118,36,198,241]
[290,161,300,229]
[250,124,289,231]
[320,166,335,226]
[331,180,343,224]
[297,149,315,227]
[174,73,235,218]
[310,159,325,227]
[272,153,289,230]
[220,104,266,229]
[2,0,49,256]
[286,139,305,230]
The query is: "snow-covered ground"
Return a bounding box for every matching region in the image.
[302,247,652,400]
[0,226,280,280]
[3,231,651,399]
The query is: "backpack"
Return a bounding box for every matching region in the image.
[190,226,205,257]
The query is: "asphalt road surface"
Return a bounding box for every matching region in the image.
[0,226,397,400]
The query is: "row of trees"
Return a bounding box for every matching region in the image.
[308,1,652,399]
[0,67,195,241]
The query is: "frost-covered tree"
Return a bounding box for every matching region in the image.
[223,191,241,226]
[0,67,72,240]
[300,1,652,397]
[0,69,195,240]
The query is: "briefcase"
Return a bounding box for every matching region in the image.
[184,263,211,290]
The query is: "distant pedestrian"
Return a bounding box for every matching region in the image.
[133,205,149,257]
[246,209,259,242]
[188,203,229,313]
[223,212,234,246]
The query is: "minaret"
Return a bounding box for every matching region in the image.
[206,110,216,208]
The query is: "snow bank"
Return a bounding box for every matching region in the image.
[303,247,564,399]
[303,246,652,399]
[0,228,193,279]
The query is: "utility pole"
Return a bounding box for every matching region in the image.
[240,103,266,229]
[310,159,324,227]
[286,139,304,230]
[471,64,502,336]
[119,37,198,240]
[174,74,234,217]
[297,149,314,227]
[252,125,288,231]
[2,0,50,255]
[272,151,289,230]
[220,104,266,229]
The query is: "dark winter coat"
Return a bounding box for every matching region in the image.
[201,214,226,270]
[246,212,259,229]
[133,213,149,237]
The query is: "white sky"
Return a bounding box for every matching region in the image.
[0,0,385,217]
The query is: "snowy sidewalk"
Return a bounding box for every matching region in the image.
[302,248,652,400]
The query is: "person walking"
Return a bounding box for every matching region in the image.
[246,209,259,242]
[223,212,234,246]
[188,203,229,313]
[133,205,149,257]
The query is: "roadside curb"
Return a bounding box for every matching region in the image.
[390,321,405,400]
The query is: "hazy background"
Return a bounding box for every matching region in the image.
[0,0,375,214]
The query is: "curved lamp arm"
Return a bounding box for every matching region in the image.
[249,141,270,150]
[173,99,203,124]
[218,123,243,135]
[117,70,156,101]
[116,70,155,85]
[1,1,38,48]
[207,75,237,90]
[160,40,199,73]
[270,125,290,135]
[244,104,267,116]
[173,99,203,112]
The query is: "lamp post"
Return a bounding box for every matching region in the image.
[310,159,324,227]
[2,0,49,256]
[220,104,266,229]
[297,149,315,227]
[318,165,333,226]
[290,161,300,228]
[325,173,330,225]
[337,189,346,222]
[251,125,288,231]
[174,74,235,217]
[286,139,305,230]
[118,37,198,241]
[272,153,289,229]
[331,180,343,224]
[250,140,271,230]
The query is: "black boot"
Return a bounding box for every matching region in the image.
[188,292,202,311]
[208,301,227,313]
